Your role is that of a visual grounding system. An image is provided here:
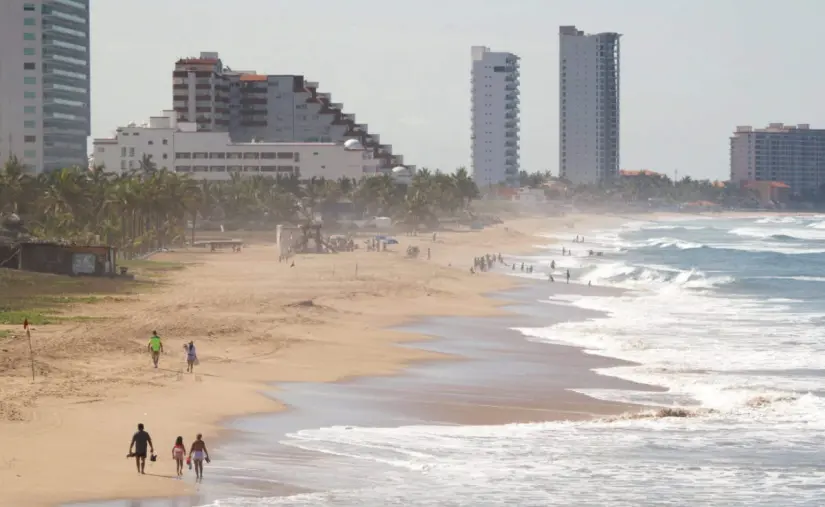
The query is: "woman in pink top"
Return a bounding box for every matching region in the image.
[172,436,187,476]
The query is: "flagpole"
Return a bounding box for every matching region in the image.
[24,319,34,382]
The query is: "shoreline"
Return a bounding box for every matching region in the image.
[0,213,631,507]
[66,279,654,507]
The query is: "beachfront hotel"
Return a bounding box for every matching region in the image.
[0,0,90,172]
[470,45,521,188]
[558,25,620,186]
[91,110,381,181]
[170,52,408,174]
[730,123,825,196]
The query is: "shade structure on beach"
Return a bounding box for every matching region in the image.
[375,235,399,244]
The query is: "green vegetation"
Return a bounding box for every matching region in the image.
[518,170,761,207]
[0,157,481,258]
[0,268,136,326]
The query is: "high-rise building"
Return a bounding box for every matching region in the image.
[470,46,520,187]
[559,25,620,185]
[0,0,90,172]
[172,52,407,172]
[730,123,825,195]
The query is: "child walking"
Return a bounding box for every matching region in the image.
[172,436,187,476]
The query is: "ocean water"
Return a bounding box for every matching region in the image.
[202,214,825,506]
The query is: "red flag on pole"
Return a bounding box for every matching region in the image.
[23,318,28,330]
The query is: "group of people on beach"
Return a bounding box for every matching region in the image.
[128,423,211,479]
[148,331,199,373]
[471,252,503,273]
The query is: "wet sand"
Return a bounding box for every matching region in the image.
[64,279,657,507]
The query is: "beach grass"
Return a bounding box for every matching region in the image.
[0,267,151,326]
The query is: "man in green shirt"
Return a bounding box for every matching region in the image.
[148,331,163,368]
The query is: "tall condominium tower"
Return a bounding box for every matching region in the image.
[0,0,91,172]
[559,25,620,185]
[470,46,520,187]
[172,52,407,172]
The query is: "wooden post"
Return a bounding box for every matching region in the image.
[26,328,34,382]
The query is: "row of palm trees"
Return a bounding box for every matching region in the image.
[0,157,480,257]
[518,170,762,207]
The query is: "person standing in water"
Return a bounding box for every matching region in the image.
[189,433,210,480]
[128,423,154,474]
[148,331,163,368]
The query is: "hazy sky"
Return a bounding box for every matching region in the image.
[91,0,825,181]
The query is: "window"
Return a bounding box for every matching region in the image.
[23,47,35,56]
[176,152,192,159]
[209,152,225,159]
[260,152,276,159]
[24,91,36,99]
[276,152,293,159]
[193,152,208,159]
[24,120,36,128]
[24,33,36,41]
[24,150,36,158]
[121,147,126,157]
[24,135,36,143]
[24,106,36,114]
[121,160,126,170]
[24,17,36,26]
[148,140,153,145]
[162,139,168,145]
[24,77,36,85]
[242,152,258,159]
[24,62,36,70]
[24,3,35,11]
[128,147,135,157]
[162,154,168,159]
[97,146,105,153]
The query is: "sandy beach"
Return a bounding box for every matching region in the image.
[0,213,627,507]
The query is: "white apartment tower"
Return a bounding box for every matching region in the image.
[0,0,91,172]
[471,46,520,187]
[559,26,620,185]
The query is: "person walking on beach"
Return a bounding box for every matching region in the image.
[172,436,187,477]
[186,341,198,373]
[128,423,154,474]
[566,269,571,284]
[148,331,163,368]
[189,433,210,480]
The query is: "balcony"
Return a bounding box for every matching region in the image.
[505,83,519,92]
[504,140,518,148]
[504,113,518,120]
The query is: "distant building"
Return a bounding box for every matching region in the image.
[741,180,791,207]
[470,46,520,187]
[559,25,621,185]
[730,123,825,195]
[619,169,665,178]
[171,52,407,173]
[0,0,91,172]
[91,111,380,181]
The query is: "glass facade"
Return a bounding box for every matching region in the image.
[41,0,90,171]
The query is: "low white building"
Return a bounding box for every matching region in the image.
[92,111,380,180]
